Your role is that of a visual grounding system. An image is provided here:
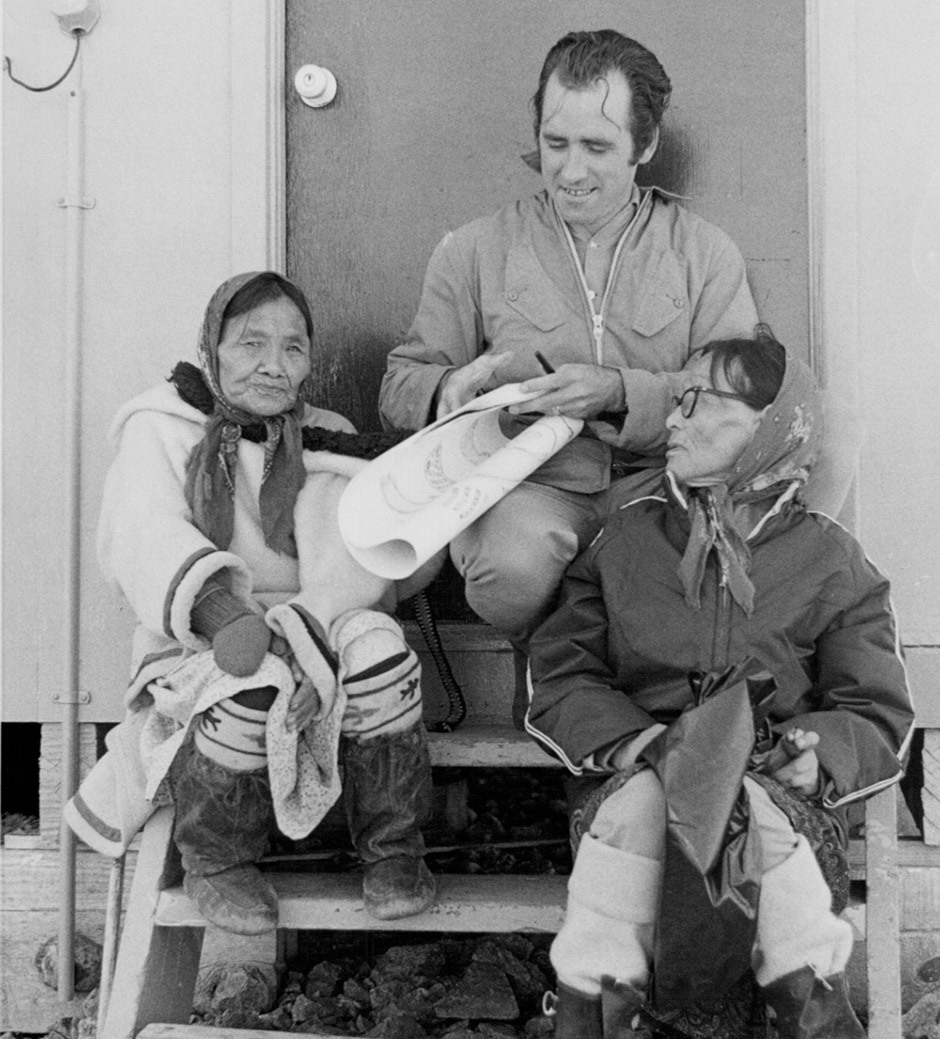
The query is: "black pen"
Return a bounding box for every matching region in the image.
[534,351,555,375]
[534,349,628,422]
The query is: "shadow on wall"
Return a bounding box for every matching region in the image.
[643,124,694,196]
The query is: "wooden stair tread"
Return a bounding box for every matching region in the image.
[427,723,559,768]
[154,871,567,933]
[140,1025,339,1039]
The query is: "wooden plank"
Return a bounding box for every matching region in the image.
[847,835,940,876]
[899,867,940,933]
[844,932,940,1019]
[2,847,138,911]
[141,1025,335,1039]
[155,872,567,934]
[865,786,902,1039]
[428,724,560,768]
[406,622,514,725]
[905,648,940,726]
[102,808,204,1039]
[923,729,940,846]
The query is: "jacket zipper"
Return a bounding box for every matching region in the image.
[558,190,651,363]
[710,565,733,672]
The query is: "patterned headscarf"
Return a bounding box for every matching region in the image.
[678,349,822,615]
[182,272,309,557]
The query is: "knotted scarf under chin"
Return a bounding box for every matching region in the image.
[175,363,307,558]
[678,484,783,616]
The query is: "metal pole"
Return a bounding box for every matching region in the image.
[57,52,86,1004]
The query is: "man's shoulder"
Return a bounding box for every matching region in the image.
[433,192,550,250]
[643,186,738,250]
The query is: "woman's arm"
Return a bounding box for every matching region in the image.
[527,542,661,773]
[779,537,915,809]
[97,409,253,648]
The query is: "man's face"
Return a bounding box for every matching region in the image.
[538,68,656,237]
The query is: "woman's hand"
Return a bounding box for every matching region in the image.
[286,674,321,733]
[269,634,321,732]
[767,728,821,796]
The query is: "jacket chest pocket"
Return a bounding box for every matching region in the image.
[501,245,570,332]
[630,250,688,339]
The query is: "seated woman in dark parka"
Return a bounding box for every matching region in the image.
[526,326,915,1039]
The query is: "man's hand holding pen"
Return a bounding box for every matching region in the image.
[509,350,628,423]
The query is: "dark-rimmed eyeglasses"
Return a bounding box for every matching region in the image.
[672,386,753,419]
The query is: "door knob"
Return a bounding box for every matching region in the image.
[294,64,337,108]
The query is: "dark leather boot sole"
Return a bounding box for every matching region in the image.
[363,856,436,920]
[184,865,278,935]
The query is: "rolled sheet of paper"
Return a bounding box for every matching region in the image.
[337,383,583,579]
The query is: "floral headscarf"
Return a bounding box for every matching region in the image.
[182,272,309,557]
[678,348,822,615]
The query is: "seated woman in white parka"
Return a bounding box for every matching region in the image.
[66,271,438,932]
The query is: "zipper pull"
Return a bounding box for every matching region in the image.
[592,313,604,354]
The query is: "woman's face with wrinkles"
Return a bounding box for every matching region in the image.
[217,296,311,416]
[665,354,767,485]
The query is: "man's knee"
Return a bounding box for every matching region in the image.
[450,496,587,635]
[451,533,570,634]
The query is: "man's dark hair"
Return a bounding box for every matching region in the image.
[222,272,314,341]
[700,324,787,410]
[532,29,671,163]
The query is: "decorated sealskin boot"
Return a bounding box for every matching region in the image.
[341,721,436,920]
[171,738,278,935]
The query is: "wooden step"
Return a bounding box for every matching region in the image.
[405,621,514,726]
[428,723,560,768]
[153,872,567,933]
[140,1025,339,1039]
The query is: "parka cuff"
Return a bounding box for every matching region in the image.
[165,549,253,651]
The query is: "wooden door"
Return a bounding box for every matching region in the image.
[286,0,808,434]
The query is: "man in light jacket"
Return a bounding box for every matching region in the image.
[379,29,757,720]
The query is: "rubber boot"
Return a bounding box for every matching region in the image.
[171,739,277,935]
[342,721,436,920]
[601,976,647,1039]
[761,967,865,1039]
[543,982,603,1039]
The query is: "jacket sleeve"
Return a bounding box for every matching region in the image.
[97,410,253,649]
[594,232,759,455]
[379,230,485,431]
[687,232,759,351]
[525,540,661,773]
[780,540,915,809]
